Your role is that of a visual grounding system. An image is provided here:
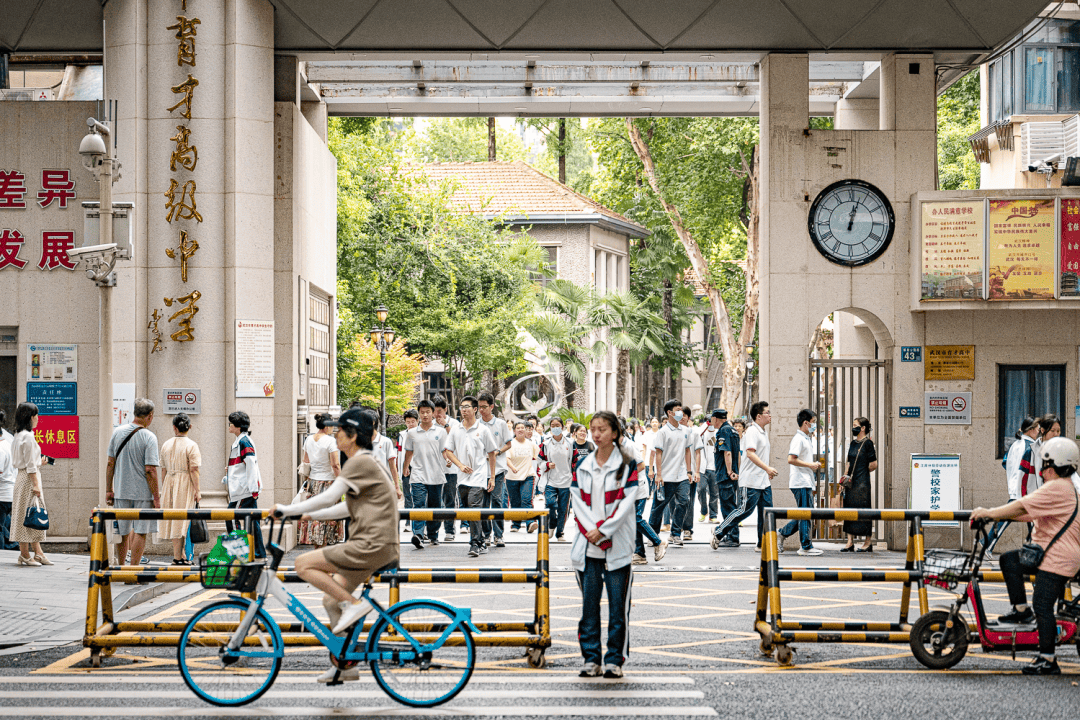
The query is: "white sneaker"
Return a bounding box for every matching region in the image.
[603,664,623,679]
[777,536,785,554]
[654,539,668,562]
[669,535,683,547]
[579,662,602,677]
[317,665,361,683]
[797,547,824,556]
[632,553,648,565]
[331,600,373,634]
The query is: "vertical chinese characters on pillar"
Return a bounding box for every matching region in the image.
[158,2,204,348]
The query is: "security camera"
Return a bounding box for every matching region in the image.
[66,243,118,264]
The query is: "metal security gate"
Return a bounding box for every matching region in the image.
[809,359,891,542]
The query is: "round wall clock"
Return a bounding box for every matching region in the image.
[807,179,895,267]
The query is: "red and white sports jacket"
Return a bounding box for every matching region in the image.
[569,447,638,571]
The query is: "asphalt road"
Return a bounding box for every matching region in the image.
[2,529,1079,718]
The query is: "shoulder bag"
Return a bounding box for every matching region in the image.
[187,501,208,544]
[840,437,868,491]
[23,495,49,531]
[1018,490,1079,568]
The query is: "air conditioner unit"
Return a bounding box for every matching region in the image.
[1021,120,1065,168]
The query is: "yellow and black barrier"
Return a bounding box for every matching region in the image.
[755,508,977,665]
[84,507,551,668]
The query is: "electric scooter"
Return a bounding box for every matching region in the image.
[909,518,1080,669]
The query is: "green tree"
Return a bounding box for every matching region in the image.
[938,70,981,190]
[411,117,528,163]
[517,118,595,192]
[331,118,542,408]
[337,337,425,414]
[587,290,667,415]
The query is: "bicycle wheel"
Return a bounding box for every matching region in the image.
[177,599,284,706]
[367,600,475,707]
[909,610,968,669]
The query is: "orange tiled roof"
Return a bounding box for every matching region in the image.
[419,161,648,236]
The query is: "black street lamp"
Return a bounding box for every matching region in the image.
[370,305,395,432]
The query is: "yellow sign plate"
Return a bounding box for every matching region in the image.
[925,345,975,380]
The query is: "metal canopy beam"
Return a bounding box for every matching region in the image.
[306,60,868,85]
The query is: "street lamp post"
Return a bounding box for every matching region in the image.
[370,305,395,432]
[744,344,755,419]
[74,118,124,504]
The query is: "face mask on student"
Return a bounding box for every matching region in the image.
[673,411,683,422]
[551,427,562,437]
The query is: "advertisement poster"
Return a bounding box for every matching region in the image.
[34,415,78,459]
[1061,199,1080,297]
[925,345,975,381]
[987,199,1055,300]
[113,383,135,428]
[910,454,960,525]
[924,392,972,425]
[920,201,984,300]
[235,320,275,398]
[27,344,77,382]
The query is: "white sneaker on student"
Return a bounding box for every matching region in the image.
[579,662,602,677]
[317,665,361,683]
[654,538,668,562]
[331,600,373,635]
[797,547,824,556]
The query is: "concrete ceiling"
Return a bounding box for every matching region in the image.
[0,0,1050,54]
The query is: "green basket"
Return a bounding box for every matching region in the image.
[199,555,263,591]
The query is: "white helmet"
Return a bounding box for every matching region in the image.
[1039,437,1080,474]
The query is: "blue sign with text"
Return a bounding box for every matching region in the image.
[899,406,921,418]
[901,346,922,362]
[26,382,77,415]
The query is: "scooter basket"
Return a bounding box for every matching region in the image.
[923,549,972,590]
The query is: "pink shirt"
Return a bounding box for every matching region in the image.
[1017,479,1080,578]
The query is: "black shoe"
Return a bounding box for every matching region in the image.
[998,607,1036,625]
[855,546,873,553]
[718,539,740,548]
[467,546,480,558]
[411,535,424,550]
[429,538,440,546]
[1023,656,1061,675]
[840,545,855,553]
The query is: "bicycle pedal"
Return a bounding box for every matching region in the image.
[326,679,344,687]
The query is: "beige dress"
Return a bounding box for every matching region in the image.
[10,430,44,544]
[159,436,202,540]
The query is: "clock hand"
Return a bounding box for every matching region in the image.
[846,205,857,232]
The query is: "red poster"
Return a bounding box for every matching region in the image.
[34,415,79,459]
[1062,199,1080,297]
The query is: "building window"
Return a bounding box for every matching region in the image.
[985,20,1080,118]
[1025,46,1055,112]
[706,387,723,412]
[997,364,1065,458]
[307,293,331,409]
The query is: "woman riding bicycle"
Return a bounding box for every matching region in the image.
[971,436,1080,676]
[273,407,399,683]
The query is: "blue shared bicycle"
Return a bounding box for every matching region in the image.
[177,516,479,707]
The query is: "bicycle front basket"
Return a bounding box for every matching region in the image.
[199,554,263,592]
[923,548,972,590]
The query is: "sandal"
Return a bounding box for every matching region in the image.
[172,558,193,566]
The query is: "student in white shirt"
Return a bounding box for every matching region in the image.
[777,409,823,555]
[396,410,418,532]
[570,411,639,679]
[443,396,498,558]
[712,401,779,551]
[540,416,574,541]
[506,423,539,533]
[432,395,461,540]
[649,400,695,546]
[402,399,448,548]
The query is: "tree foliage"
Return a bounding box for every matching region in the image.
[411,117,528,163]
[938,70,981,190]
[330,118,543,408]
[337,337,425,414]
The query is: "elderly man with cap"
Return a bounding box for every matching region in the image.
[712,409,740,546]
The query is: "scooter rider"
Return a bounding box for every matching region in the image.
[971,436,1080,675]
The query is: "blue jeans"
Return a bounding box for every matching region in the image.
[635,497,663,556]
[225,497,265,558]
[696,470,719,520]
[576,556,633,668]
[717,480,739,542]
[714,486,773,546]
[411,482,443,540]
[442,474,459,535]
[649,480,690,538]
[507,476,534,529]
[779,487,814,550]
[0,501,16,550]
[483,472,507,540]
[545,486,570,537]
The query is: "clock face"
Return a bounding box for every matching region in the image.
[807,180,895,267]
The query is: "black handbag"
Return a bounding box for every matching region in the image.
[188,502,208,544]
[23,495,49,531]
[1018,492,1078,568]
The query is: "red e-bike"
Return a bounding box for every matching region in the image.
[909,518,1080,669]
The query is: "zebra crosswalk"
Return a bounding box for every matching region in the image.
[0,673,718,717]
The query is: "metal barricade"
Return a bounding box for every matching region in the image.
[755,507,978,665]
[84,507,551,668]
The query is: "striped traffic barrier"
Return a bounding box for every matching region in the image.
[755,507,975,666]
[84,507,551,668]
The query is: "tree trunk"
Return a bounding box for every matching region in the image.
[625,118,760,416]
[558,119,567,184]
[487,117,496,161]
[615,348,630,417]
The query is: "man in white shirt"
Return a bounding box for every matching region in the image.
[402,399,447,548]
[477,393,513,548]
[679,408,703,541]
[777,409,823,556]
[712,401,779,551]
[444,396,498,558]
[0,428,16,550]
[396,410,419,532]
[696,414,720,524]
[649,399,695,547]
[432,395,462,540]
